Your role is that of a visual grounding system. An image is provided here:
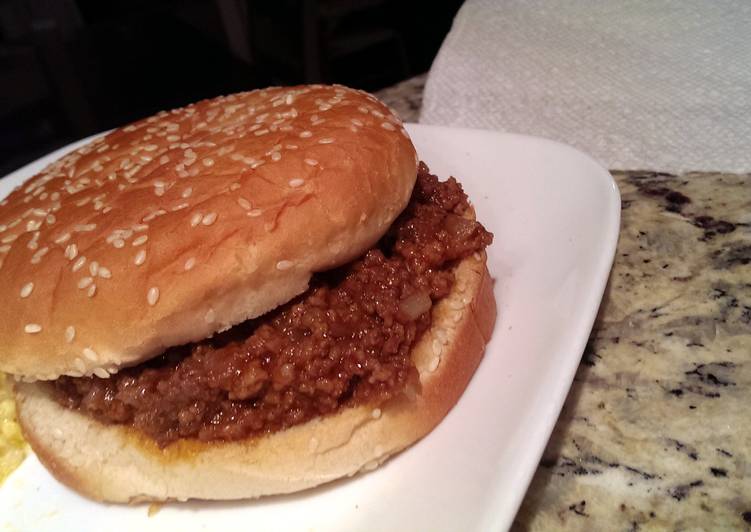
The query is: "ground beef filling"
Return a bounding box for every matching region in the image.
[53,163,493,447]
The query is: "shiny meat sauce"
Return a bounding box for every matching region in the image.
[53,163,493,447]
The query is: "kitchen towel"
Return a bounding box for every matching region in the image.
[421,0,751,172]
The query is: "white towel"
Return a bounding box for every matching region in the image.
[421,0,751,172]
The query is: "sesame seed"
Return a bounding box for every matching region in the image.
[107,229,132,243]
[26,219,42,231]
[380,122,396,131]
[93,367,109,378]
[30,247,48,264]
[133,224,149,232]
[24,323,42,333]
[73,358,86,372]
[428,356,440,372]
[371,408,382,419]
[98,267,112,279]
[202,158,214,167]
[144,144,158,152]
[289,178,305,188]
[159,155,170,164]
[237,197,251,210]
[27,234,39,250]
[89,261,99,276]
[87,284,97,297]
[134,249,146,266]
[190,212,202,227]
[304,158,318,166]
[318,138,334,144]
[299,131,312,138]
[358,105,368,113]
[271,152,281,162]
[154,187,165,197]
[285,144,298,150]
[276,260,293,271]
[254,129,269,136]
[202,212,217,226]
[1,234,17,244]
[0,245,9,253]
[65,326,75,343]
[147,286,159,306]
[65,243,78,260]
[72,256,87,272]
[182,187,193,198]
[184,257,196,271]
[247,209,263,217]
[204,308,215,323]
[132,235,148,246]
[371,109,384,118]
[229,182,241,191]
[20,282,34,298]
[112,238,125,249]
[78,277,93,289]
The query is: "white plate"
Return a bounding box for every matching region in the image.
[0,124,620,531]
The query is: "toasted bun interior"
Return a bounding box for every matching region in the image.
[0,85,417,380]
[14,253,495,502]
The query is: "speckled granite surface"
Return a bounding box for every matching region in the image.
[512,171,751,531]
[378,77,751,531]
[374,73,426,123]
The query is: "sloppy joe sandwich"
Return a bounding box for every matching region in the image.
[0,85,495,502]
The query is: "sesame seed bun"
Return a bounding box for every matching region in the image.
[14,252,495,502]
[0,85,417,380]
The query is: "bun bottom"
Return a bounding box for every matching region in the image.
[14,254,495,503]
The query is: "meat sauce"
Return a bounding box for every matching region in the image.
[53,164,493,447]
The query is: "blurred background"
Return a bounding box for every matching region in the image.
[0,0,462,177]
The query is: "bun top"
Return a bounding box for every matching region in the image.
[0,85,417,380]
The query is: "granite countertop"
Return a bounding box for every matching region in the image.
[376,79,751,531]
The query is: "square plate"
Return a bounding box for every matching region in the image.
[0,124,620,531]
